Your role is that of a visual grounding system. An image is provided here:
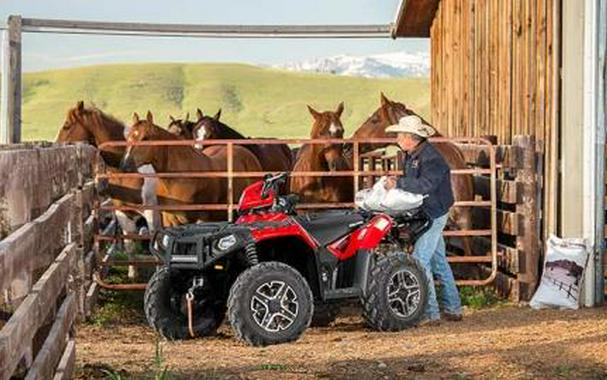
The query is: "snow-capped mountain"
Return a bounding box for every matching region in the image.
[274,51,430,78]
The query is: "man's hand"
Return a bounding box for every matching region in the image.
[385,176,398,190]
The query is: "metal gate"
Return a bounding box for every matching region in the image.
[93,137,497,289]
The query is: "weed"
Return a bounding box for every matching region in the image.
[555,365,572,377]
[259,364,289,371]
[458,286,501,309]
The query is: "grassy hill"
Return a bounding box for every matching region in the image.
[21,63,429,141]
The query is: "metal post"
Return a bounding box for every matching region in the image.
[594,0,606,305]
[582,0,601,307]
[0,15,22,144]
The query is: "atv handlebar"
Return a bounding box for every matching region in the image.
[261,172,289,199]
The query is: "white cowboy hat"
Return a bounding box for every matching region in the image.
[385,115,436,138]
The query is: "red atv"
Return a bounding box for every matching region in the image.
[145,172,430,346]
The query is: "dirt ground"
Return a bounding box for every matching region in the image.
[75,304,607,380]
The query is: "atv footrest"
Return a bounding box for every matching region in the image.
[324,287,361,300]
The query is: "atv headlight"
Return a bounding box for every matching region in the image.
[217,234,237,251]
[162,234,171,248]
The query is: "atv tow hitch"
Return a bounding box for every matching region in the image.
[186,277,205,338]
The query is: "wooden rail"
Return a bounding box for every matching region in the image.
[455,135,543,301]
[0,143,96,380]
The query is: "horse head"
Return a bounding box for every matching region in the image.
[307,102,345,139]
[56,101,96,144]
[167,113,194,139]
[121,111,166,172]
[352,93,435,153]
[191,108,242,149]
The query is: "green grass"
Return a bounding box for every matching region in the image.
[459,286,502,309]
[21,62,429,141]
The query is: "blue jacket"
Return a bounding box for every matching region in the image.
[396,142,454,219]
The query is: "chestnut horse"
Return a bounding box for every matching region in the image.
[352,93,474,255]
[120,111,262,226]
[191,108,293,173]
[290,104,352,203]
[56,101,159,278]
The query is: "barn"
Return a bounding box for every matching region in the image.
[392,0,606,306]
[0,1,606,377]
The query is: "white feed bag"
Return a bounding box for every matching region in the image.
[354,176,424,214]
[381,189,425,212]
[529,235,588,310]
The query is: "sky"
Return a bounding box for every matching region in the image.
[0,0,428,72]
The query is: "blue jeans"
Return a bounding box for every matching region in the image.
[413,213,462,320]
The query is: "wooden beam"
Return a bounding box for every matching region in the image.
[0,243,76,379]
[514,136,540,300]
[0,15,22,144]
[24,294,76,380]
[0,192,76,293]
[393,0,440,38]
[52,340,75,380]
[475,176,521,204]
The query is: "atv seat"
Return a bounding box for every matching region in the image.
[295,210,366,246]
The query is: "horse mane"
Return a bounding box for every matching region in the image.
[146,122,180,141]
[68,104,127,141]
[208,118,246,139]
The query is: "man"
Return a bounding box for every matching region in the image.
[384,115,462,324]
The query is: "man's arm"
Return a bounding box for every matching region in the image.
[397,158,449,194]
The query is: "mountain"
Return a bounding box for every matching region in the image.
[22,62,429,141]
[274,51,430,78]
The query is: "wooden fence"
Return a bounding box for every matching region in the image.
[0,143,96,380]
[456,135,542,301]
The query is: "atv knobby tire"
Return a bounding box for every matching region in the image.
[362,253,428,331]
[311,302,340,327]
[144,267,225,340]
[228,261,313,346]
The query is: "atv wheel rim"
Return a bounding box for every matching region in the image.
[250,280,299,333]
[387,269,421,318]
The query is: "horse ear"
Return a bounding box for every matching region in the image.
[380,92,392,107]
[214,109,222,121]
[77,101,84,111]
[169,115,176,123]
[196,108,204,121]
[335,102,344,118]
[133,112,140,124]
[146,111,154,124]
[185,112,190,123]
[307,105,321,119]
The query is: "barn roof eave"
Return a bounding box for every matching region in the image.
[392,0,440,38]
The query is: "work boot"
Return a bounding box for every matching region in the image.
[442,312,463,322]
[419,318,441,327]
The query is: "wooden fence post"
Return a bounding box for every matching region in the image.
[514,135,540,300]
[0,15,22,144]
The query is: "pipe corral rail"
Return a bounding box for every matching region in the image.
[93,136,498,290]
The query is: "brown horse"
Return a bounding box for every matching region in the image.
[290,104,353,203]
[56,101,159,278]
[55,102,158,218]
[191,108,293,173]
[121,111,262,226]
[352,93,474,255]
[166,113,195,138]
